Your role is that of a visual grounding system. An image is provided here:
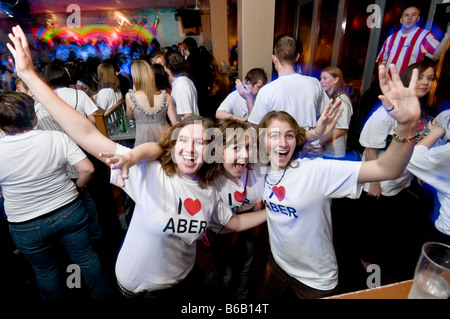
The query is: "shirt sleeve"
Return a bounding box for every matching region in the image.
[110,143,147,202]
[210,196,233,226]
[79,91,99,116]
[335,95,353,129]
[407,144,450,191]
[359,107,395,149]
[217,91,236,113]
[316,159,363,199]
[172,78,197,116]
[96,89,109,110]
[421,32,440,58]
[315,80,330,115]
[64,134,87,166]
[248,90,266,125]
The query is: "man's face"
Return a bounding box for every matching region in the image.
[247,80,265,98]
[400,7,420,31]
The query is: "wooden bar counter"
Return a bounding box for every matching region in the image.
[326,280,413,299]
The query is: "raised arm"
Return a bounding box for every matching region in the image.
[305,98,343,141]
[7,25,117,162]
[235,79,254,115]
[432,25,450,61]
[358,64,420,184]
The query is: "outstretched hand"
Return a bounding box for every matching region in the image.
[6,25,34,78]
[314,98,344,138]
[378,64,420,127]
[99,152,134,188]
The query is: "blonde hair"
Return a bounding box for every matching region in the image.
[131,60,160,108]
[97,63,120,92]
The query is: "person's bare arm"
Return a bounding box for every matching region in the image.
[99,142,163,187]
[166,94,179,126]
[73,157,94,190]
[364,147,382,199]
[224,209,266,232]
[215,109,248,122]
[125,92,135,120]
[7,25,117,163]
[433,25,450,61]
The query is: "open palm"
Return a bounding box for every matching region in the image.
[378,64,420,126]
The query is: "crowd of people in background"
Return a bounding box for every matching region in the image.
[1,2,450,302]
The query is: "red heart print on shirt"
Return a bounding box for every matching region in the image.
[184,198,201,216]
[272,186,285,201]
[234,191,245,203]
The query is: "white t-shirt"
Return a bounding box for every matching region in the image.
[0,130,85,223]
[248,73,329,128]
[435,109,450,141]
[264,158,362,290]
[322,94,353,158]
[171,76,199,121]
[359,106,412,196]
[407,143,450,236]
[210,165,266,233]
[217,90,249,118]
[96,88,123,112]
[112,144,232,293]
[54,87,98,116]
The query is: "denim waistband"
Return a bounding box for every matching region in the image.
[9,196,80,225]
[117,281,173,300]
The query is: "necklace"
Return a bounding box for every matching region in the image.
[265,167,287,186]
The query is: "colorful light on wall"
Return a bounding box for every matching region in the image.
[31,22,157,47]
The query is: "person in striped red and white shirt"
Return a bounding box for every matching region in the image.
[377,5,450,76]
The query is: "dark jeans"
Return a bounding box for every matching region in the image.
[9,198,111,299]
[263,251,336,299]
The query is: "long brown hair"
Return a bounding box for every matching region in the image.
[208,119,256,178]
[158,116,218,186]
[321,66,349,102]
[258,111,306,167]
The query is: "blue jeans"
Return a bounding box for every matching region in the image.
[9,199,111,299]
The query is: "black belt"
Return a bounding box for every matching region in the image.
[117,281,174,300]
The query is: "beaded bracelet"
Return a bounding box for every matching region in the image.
[392,132,419,143]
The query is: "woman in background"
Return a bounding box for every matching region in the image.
[319,66,353,159]
[125,60,177,146]
[94,62,122,112]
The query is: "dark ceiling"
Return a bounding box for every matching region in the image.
[1,0,206,16]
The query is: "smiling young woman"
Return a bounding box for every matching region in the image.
[257,63,421,299]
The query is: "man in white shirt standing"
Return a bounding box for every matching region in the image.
[248,36,329,129]
[164,50,199,121]
[216,68,267,122]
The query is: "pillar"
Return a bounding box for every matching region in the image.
[238,0,276,81]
